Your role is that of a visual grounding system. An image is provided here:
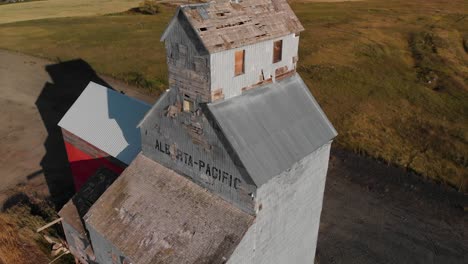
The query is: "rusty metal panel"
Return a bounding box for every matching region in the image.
[139,88,256,214]
[85,154,254,264]
[208,74,337,186]
[211,33,300,99]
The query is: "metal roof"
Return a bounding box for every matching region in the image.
[208,74,337,186]
[58,82,151,165]
[161,0,304,53]
[85,154,253,264]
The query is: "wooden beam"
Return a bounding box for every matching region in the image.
[36,218,63,233]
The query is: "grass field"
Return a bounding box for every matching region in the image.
[0,0,142,24]
[0,0,466,191]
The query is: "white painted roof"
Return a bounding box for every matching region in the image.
[58,82,151,165]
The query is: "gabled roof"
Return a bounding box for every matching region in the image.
[58,82,151,165]
[208,74,337,186]
[85,154,254,264]
[161,0,304,53]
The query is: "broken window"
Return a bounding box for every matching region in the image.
[273,40,283,63]
[183,95,194,112]
[235,50,245,76]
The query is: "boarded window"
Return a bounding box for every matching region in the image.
[234,50,245,76]
[183,95,194,112]
[273,40,283,63]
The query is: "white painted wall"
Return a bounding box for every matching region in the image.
[227,143,332,264]
[210,34,300,100]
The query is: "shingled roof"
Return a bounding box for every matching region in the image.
[85,154,254,264]
[161,0,304,53]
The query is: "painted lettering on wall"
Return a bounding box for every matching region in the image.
[155,139,242,189]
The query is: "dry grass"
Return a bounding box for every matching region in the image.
[0,0,141,24]
[294,0,467,190]
[0,193,74,264]
[0,210,49,264]
[0,0,466,191]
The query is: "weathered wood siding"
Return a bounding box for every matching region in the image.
[140,89,256,214]
[61,221,92,264]
[227,143,332,264]
[85,223,130,264]
[210,33,299,100]
[165,17,211,102]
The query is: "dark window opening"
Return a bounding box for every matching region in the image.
[273,40,283,63]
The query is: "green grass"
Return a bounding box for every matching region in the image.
[0,0,466,190]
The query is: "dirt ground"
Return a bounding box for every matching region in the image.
[319,148,466,263]
[0,49,466,263]
[0,49,154,207]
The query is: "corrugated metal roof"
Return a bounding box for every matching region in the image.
[58,82,151,165]
[85,154,254,264]
[208,74,337,186]
[162,0,304,53]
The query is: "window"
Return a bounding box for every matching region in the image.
[234,50,245,76]
[183,95,194,112]
[273,40,283,63]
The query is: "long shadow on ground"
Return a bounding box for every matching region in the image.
[35,59,111,209]
[317,147,466,264]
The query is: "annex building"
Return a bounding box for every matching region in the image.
[58,1,337,263]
